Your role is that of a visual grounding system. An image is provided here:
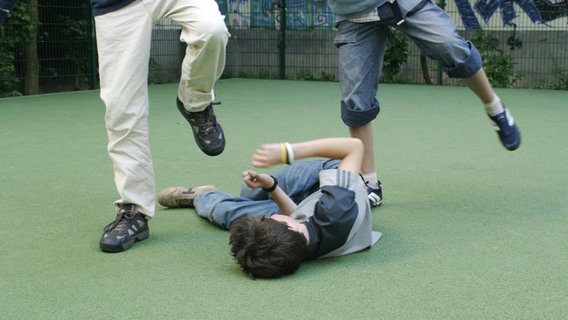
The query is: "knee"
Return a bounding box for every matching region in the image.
[205,18,229,40]
[194,193,235,229]
[444,42,482,78]
[186,19,229,46]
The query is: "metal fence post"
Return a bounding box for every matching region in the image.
[88,7,98,90]
[278,0,286,79]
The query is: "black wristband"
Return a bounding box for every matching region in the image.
[262,175,278,193]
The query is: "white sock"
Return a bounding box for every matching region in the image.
[484,95,504,117]
[362,172,378,188]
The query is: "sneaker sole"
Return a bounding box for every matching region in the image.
[369,194,383,207]
[99,229,149,253]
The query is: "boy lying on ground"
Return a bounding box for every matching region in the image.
[158,138,382,278]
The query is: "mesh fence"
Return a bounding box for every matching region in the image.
[220,0,568,89]
[0,1,95,96]
[0,0,566,97]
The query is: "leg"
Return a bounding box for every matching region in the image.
[335,21,388,205]
[194,191,280,230]
[96,2,155,217]
[461,68,495,104]
[166,0,230,156]
[95,2,154,252]
[349,123,375,176]
[335,21,386,131]
[398,1,520,150]
[166,0,229,111]
[349,122,383,206]
[397,2,485,96]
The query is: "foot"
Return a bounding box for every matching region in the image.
[177,98,225,156]
[99,204,149,253]
[158,185,219,208]
[367,181,383,207]
[488,106,520,151]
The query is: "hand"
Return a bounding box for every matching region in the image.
[242,170,274,190]
[251,143,282,168]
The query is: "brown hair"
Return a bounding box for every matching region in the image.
[229,216,309,279]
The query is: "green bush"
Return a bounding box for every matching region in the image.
[382,27,409,83]
[0,3,35,97]
[471,29,521,88]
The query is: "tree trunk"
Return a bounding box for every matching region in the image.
[23,0,39,95]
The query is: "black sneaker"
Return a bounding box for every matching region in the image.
[367,181,383,207]
[177,98,225,156]
[488,106,520,151]
[99,204,149,253]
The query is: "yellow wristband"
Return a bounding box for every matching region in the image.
[280,143,287,164]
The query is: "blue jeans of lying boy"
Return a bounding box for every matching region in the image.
[194,159,341,229]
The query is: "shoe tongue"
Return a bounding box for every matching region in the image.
[119,204,136,217]
[200,114,217,133]
[120,204,134,210]
[122,211,135,219]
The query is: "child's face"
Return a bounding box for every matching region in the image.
[270,214,301,231]
[270,214,309,244]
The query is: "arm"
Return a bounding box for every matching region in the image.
[247,137,363,215]
[245,137,364,215]
[251,137,364,174]
[242,170,297,215]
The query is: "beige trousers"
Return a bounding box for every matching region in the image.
[95,0,229,217]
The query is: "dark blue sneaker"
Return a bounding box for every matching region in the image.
[99,204,149,253]
[488,107,520,151]
[367,181,383,207]
[177,98,225,156]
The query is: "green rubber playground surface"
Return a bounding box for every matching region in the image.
[1,79,566,319]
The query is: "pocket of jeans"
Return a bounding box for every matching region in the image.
[333,21,360,47]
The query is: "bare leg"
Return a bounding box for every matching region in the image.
[349,122,375,175]
[350,122,383,206]
[461,68,496,104]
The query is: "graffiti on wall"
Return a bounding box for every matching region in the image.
[218,0,335,29]
[456,0,568,29]
[216,0,567,30]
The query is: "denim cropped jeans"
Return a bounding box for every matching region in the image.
[334,0,482,127]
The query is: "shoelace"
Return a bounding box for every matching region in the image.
[192,102,221,135]
[103,206,137,232]
[491,110,514,133]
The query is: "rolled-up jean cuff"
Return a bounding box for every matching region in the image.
[341,101,380,127]
[445,41,482,78]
